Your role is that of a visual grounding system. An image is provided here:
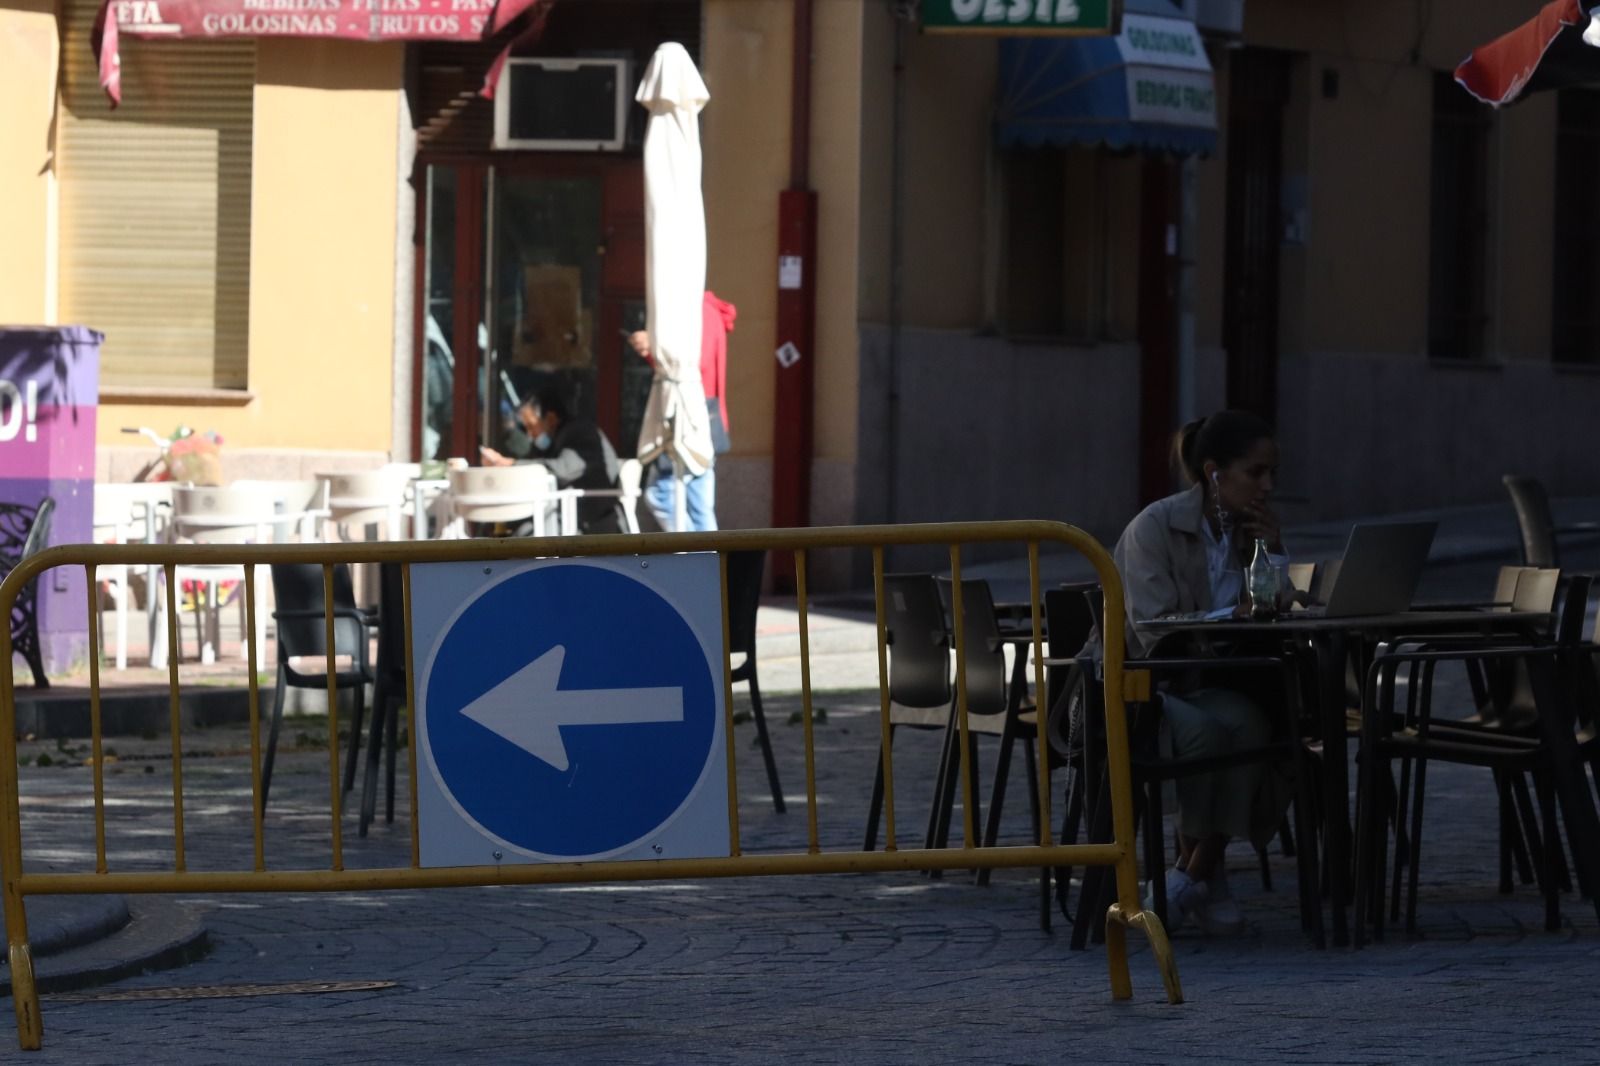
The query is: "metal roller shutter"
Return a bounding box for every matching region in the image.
[58,0,255,390]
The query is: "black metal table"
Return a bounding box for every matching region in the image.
[1135,608,1569,946]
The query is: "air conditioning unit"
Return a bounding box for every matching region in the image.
[494,57,631,152]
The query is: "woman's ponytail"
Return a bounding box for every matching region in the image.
[1171,416,1208,485]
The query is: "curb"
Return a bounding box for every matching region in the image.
[0,898,211,998]
[12,685,251,742]
[1,894,130,962]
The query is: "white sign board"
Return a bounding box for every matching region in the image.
[1116,14,1216,129]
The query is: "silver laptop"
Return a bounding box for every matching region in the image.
[1306,521,1438,618]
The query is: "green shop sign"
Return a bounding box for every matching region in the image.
[922,0,1118,35]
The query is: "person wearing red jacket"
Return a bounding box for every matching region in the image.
[629,290,736,531]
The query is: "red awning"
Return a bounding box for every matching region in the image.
[92,0,549,105]
[1455,0,1600,107]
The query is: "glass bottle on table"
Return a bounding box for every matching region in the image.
[1248,537,1279,621]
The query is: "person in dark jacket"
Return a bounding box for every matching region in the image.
[479,386,626,535]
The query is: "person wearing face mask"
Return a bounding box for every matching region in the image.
[1091,409,1296,936]
[479,386,626,535]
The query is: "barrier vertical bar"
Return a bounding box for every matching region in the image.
[1028,543,1052,845]
[323,564,344,872]
[718,553,742,857]
[795,549,820,854]
[402,563,421,869]
[871,547,897,851]
[1094,573,1184,998]
[84,565,107,873]
[949,547,976,850]
[245,566,265,872]
[164,566,186,872]
[1,618,42,1049]
[1099,579,1138,900]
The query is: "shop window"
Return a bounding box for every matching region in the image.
[1000,145,1138,342]
[1552,89,1600,365]
[58,0,255,391]
[1426,70,1492,361]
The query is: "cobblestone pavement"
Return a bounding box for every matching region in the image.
[8,555,1600,1062]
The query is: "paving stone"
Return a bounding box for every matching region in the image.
[7,555,1600,1060]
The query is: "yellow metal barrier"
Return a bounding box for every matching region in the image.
[0,522,1179,1049]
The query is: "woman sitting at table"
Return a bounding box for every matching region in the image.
[1110,408,1294,935]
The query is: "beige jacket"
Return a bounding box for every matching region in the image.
[1111,483,1219,658]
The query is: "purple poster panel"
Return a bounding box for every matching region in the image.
[0,327,101,681]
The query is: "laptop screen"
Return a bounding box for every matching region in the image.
[1319,521,1438,618]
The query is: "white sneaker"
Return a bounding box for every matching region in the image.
[1199,866,1246,935]
[1145,867,1209,931]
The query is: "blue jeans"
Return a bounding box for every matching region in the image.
[644,460,717,532]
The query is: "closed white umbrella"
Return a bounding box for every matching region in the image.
[634,42,712,531]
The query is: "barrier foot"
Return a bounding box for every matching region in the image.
[1106,904,1184,1005]
[10,941,41,1050]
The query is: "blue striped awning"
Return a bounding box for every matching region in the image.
[996,6,1219,156]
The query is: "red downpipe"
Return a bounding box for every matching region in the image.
[789,0,813,189]
[771,0,817,587]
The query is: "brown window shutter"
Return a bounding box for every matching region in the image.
[58,0,255,390]
[415,41,499,154]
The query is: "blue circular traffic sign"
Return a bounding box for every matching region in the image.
[420,563,720,859]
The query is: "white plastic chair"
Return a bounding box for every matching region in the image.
[442,465,559,538]
[229,479,330,542]
[165,485,277,664]
[321,470,408,542]
[380,461,423,483]
[92,482,172,669]
[567,458,643,534]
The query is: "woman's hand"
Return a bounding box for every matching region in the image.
[1238,500,1282,552]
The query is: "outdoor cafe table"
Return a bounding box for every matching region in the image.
[1133,608,1592,947]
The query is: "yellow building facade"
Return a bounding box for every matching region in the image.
[5,0,1598,573]
[0,0,868,561]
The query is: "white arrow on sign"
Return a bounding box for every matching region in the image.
[458,645,685,772]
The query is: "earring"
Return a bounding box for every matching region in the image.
[1211,474,1232,541]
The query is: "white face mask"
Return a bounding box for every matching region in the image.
[533,432,552,450]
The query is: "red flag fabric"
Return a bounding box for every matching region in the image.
[478,0,550,100]
[1455,0,1595,107]
[93,0,546,105]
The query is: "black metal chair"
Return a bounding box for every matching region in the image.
[1008,584,1096,928]
[862,573,956,852]
[1503,474,1600,569]
[726,549,783,813]
[1,497,55,688]
[952,582,1084,895]
[1353,573,1599,943]
[359,562,407,836]
[924,577,1011,863]
[262,562,373,815]
[1383,567,1565,906]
